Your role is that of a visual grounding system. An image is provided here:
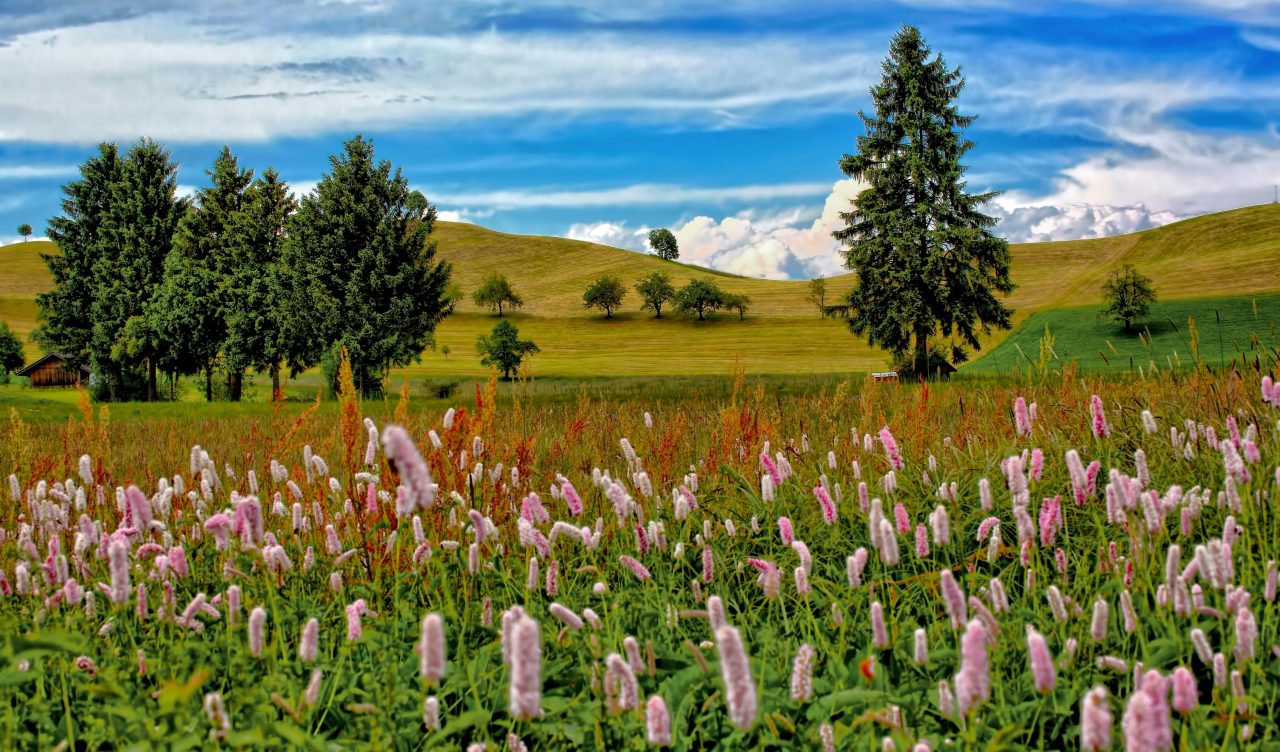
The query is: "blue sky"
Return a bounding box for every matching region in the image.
[1,0,1278,278]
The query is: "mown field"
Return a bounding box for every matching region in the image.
[966,293,1280,375]
[1,367,1278,749]
[3,203,1279,382]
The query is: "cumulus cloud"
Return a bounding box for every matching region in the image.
[565,221,651,252]
[990,203,1186,243]
[563,179,864,280]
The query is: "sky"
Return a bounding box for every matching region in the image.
[1,0,1278,279]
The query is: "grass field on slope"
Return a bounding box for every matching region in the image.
[965,292,1280,374]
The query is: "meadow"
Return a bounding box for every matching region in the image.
[1,364,1278,749]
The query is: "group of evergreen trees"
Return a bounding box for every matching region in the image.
[35,136,452,401]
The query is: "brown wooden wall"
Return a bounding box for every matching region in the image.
[27,361,83,387]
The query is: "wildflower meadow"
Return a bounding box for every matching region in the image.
[2,365,1279,750]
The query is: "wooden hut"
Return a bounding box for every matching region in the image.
[15,353,90,388]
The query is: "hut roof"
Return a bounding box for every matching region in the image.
[15,353,91,378]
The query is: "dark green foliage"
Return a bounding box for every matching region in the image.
[38,139,187,401]
[223,168,296,400]
[1101,264,1157,331]
[835,25,1013,379]
[648,228,679,261]
[675,278,726,321]
[281,135,453,397]
[582,275,627,318]
[16,223,32,241]
[472,273,524,316]
[97,140,186,401]
[150,146,253,401]
[476,319,539,379]
[635,272,676,319]
[0,322,24,373]
[722,292,752,320]
[36,143,122,370]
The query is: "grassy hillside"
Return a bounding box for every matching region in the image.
[964,292,1280,374]
[1,203,1277,380]
[0,239,54,360]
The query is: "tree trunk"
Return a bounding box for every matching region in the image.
[229,370,243,402]
[914,328,930,380]
[147,358,157,402]
[205,365,213,402]
[271,362,281,401]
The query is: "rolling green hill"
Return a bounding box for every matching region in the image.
[2,203,1278,379]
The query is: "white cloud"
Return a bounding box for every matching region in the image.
[990,202,1185,243]
[563,178,863,280]
[0,165,79,180]
[0,13,877,144]
[565,221,651,251]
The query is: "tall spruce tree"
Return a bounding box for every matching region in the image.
[282,135,453,396]
[224,168,295,400]
[35,144,123,369]
[151,146,253,400]
[99,140,185,401]
[835,25,1013,378]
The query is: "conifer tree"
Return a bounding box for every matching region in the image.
[282,135,452,396]
[100,139,185,401]
[224,168,296,399]
[835,25,1013,378]
[36,144,122,371]
[150,146,252,400]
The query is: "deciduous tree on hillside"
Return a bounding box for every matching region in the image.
[16,224,32,242]
[835,25,1014,379]
[806,277,827,316]
[582,275,627,318]
[477,319,539,380]
[1102,264,1157,332]
[723,292,752,320]
[472,273,524,317]
[636,272,676,319]
[648,228,679,261]
[675,278,726,321]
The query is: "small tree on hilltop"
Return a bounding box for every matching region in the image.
[723,292,752,320]
[806,277,827,315]
[472,273,524,316]
[648,228,679,261]
[0,323,25,377]
[1102,264,1157,332]
[16,224,32,242]
[583,275,627,318]
[675,278,725,321]
[477,319,539,380]
[636,272,676,319]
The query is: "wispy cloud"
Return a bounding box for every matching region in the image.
[435,182,833,210]
[0,165,78,180]
[0,12,877,144]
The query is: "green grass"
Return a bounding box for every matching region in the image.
[3,204,1279,382]
[965,292,1280,374]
